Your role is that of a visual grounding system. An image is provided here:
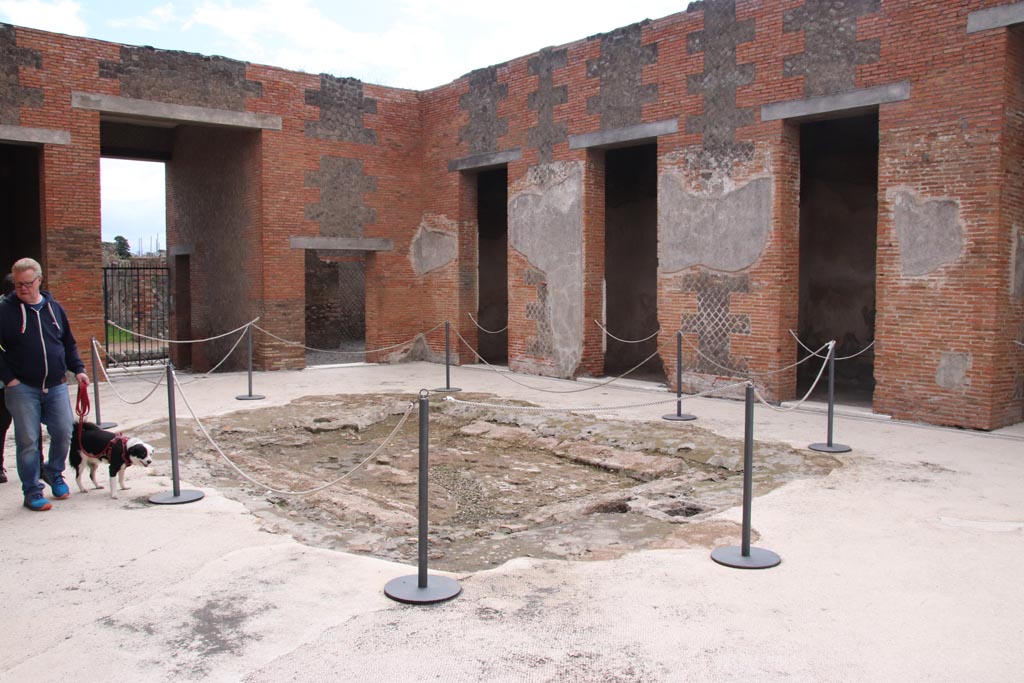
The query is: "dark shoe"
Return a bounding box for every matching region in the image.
[49,473,70,500]
[39,468,51,486]
[0,468,7,483]
[24,493,52,511]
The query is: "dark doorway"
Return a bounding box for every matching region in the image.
[797,114,878,404]
[0,144,42,269]
[477,168,508,364]
[305,251,366,365]
[604,144,662,380]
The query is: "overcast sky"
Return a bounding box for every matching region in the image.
[1,0,690,254]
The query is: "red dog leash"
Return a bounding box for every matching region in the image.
[76,377,90,422]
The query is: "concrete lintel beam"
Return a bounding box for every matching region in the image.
[448,148,522,172]
[0,124,71,146]
[967,2,1024,33]
[568,119,678,150]
[72,92,283,130]
[289,237,393,252]
[761,82,911,122]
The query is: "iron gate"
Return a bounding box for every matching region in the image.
[102,264,170,367]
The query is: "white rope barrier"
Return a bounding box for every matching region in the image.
[253,321,446,356]
[172,368,417,496]
[204,326,250,375]
[443,378,751,414]
[91,339,167,405]
[752,341,833,413]
[452,326,677,394]
[107,317,259,344]
[594,319,660,344]
[467,312,508,335]
[676,329,829,380]
[789,329,875,361]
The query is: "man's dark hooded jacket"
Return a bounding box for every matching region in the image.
[0,290,85,389]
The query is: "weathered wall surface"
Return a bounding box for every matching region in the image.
[508,162,584,377]
[4,0,1024,428]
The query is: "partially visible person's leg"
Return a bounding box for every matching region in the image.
[40,383,72,499]
[5,383,45,504]
[0,387,10,483]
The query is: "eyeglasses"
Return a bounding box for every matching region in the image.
[14,277,39,289]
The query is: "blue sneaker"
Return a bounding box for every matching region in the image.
[24,493,52,511]
[49,473,70,500]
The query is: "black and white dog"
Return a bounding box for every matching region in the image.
[69,421,154,499]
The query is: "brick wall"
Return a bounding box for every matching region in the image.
[3,0,1024,428]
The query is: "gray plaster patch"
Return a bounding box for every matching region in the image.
[509,162,584,376]
[679,271,750,374]
[659,174,771,273]
[410,216,458,276]
[936,352,972,391]
[0,24,42,125]
[891,190,964,276]
[1013,224,1024,299]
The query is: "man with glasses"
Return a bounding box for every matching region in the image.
[0,258,89,511]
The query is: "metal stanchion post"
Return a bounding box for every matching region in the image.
[385,390,461,604]
[433,321,462,393]
[711,384,781,569]
[809,342,851,453]
[663,331,696,421]
[236,324,265,401]
[150,364,204,505]
[90,337,116,429]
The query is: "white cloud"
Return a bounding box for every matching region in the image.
[108,3,178,32]
[0,0,86,35]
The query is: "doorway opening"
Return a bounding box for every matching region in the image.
[305,251,366,365]
[477,167,508,364]
[797,113,878,405]
[604,144,662,381]
[0,143,41,269]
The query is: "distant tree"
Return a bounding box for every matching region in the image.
[113,235,132,259]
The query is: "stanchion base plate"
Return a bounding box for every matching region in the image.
[808,442,851,453]
[235,394,266,401]
[97,422,117,430]
[384,574,462,604]
[149,489,205,505]
[662,413,697,422]
[711,545,781,569]
[432,387,462,393]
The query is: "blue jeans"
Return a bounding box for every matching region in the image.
[4,382,73,497]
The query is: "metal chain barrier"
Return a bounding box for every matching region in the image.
[593,319,661,344]
[253,322,445,357]
[442,377,751,414]
[453,325,678,394]
[172,367,418,496]
[789,329,875,361]
[467,312,508,335]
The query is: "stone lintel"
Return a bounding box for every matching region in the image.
[568,119,678,150]
[290,237,393,252]
[0,124,71,146]
[448,148,522,172]
[761,82,911,122]
[72,92,283,130]
[967,2,1024,33]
